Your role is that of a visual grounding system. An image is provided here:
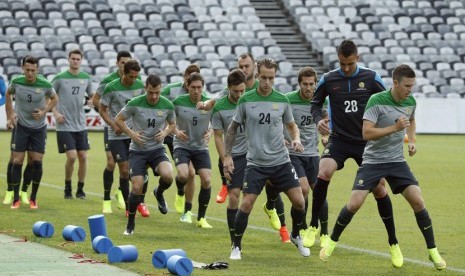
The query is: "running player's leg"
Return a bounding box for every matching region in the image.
[75,130,90,199]
[216,158,228,203]
[153,148,173,215]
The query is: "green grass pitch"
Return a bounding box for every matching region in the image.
[0,131,464,275]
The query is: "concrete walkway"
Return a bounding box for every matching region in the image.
[0,234,138,276]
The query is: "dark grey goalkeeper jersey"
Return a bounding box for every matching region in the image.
[119,94,175,151]
[9,75,56,129]
[211,95,247,156]
[52,70,93,131]
[311,66,386,143]
[234,89,294,167]
[362,90,416,164]
[100,78,144,140]
[284,90,319,157]
[173,94,212,150]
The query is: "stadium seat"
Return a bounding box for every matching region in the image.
[276,83,293,93]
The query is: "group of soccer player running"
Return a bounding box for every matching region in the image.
[2,38,445,270]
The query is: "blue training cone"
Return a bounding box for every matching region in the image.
[152,249,187,268]
[167,255,193,276]
[88,214,107,241]
[108,245,138,263]
[62,225,86,242]
[32,221,54,238]
[92,235,113,254]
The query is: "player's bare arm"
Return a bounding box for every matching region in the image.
[91,93,101,110]
[317,118,331,136]
[115,112,146,146]
[362,116,410,141]
[196,99,215,111]
[202,128,213,145]
[406,118,416,157]
[285,121,304,153]
[223,121,239,180]
[5,88,16,129]
[34,94,58,120]
[155,121,176,142]
[174,128,189,142]
[52,106,65,124]
[99,103,121,135]
[213,129,225,162]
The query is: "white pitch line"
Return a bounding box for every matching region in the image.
[2,175,464,274]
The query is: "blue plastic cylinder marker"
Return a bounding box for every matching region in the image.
[167,255,193,276]
[92,235,113,254]
[62,225,86,242]
[87,214,107,241]
[108,245,138,263]
[152,249,187,268]
[32,221,54,238]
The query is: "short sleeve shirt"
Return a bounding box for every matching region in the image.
[119,94,175,151]
[285,90,319,157]
[100,78,144,140]
[52,71,93,131]
[173,94,212,150]
[234,89,294,167]
[9,75,56,129]
[211,95,247,156]
[362,90,416,164]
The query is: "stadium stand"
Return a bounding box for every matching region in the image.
[0,0,464,97]
[284,0,465,97]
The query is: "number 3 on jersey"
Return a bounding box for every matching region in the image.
[344,100,358,113]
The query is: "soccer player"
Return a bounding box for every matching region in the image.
[92,51,148,216]
[199,54,288,240]
[52,49,93,199]
[99,60,144,216]
[5,55,58,209]
[161,64,205,215]
[198,53,258,205]
[283,66,329,247]
[3,76,34,204]
[308,40,400,263]
[2,74,35,205]
[224,57,309,260]
[211,69,247,244]
[320,64,446,270]
[115,74,175,235]
[172,72,213,228]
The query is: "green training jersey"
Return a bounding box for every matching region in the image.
[211,95,247,156]
[119,94,175,151]
[96,70,141,128]
[362,90,416,164]
[173,94,212,150]
[52,70,93,131]
[9,75,56,129]
[234,89,294,167]
[100,78,144,140]
[96,70,141,96]
[285,90,319,157]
